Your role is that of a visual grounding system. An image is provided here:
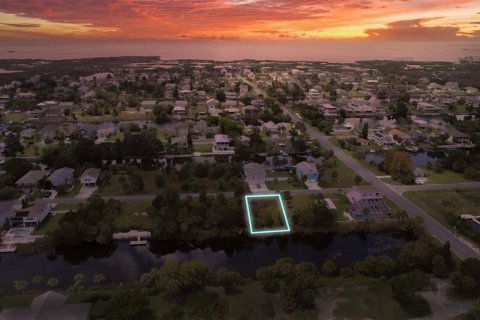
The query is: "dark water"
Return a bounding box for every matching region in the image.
[365,151,444,167]
[0,233,405,290]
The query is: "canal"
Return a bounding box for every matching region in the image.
[0,232,406,290]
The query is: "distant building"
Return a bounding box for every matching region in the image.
[214,134,231,151]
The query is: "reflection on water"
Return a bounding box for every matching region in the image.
[0,233,405,290]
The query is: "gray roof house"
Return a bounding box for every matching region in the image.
[243,162,266,186]
[80,168,101,186]
[15,170,47,189]
[0,290,91,320]
[47,167,75,186]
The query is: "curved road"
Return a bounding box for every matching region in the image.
[283,106,480,260]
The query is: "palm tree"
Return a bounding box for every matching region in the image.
[31,276,44,289]
[14,280,29,294]
[46,277,59,288]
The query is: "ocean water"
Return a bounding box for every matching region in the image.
[0,39,479,62]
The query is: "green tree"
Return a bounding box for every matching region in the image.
[322,260,338,277]
[47,277,59,288]
[215,268,242,293]
[354,175,362,185]
[14,280,28,294]
[391,271,434,303]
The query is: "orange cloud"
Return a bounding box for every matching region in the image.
[0,0,478,40]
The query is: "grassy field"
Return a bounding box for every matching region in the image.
[266,170,292,178]
[53,203,80,211]
[4,112,28,122]
[320,159,364,188]
[250,197,288,229]
[35,213,65,235]
[193,143,212,153]
[404,189,480,229]
[266,179,306,190]
[114,201,153,231]
[422,167,471,184]
[100,171,242,196]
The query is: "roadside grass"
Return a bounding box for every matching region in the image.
[422,167,471,184]
[404,189,480,229]
[114,201,153,231]
[193,144,212,153]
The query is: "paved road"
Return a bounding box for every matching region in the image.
[46,188,348,205]
[282,106,479,259]
[393,182,480,194]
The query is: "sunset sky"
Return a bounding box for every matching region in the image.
[0,0,479,41]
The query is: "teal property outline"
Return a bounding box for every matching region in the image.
[244,193,291,235]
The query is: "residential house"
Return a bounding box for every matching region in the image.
[320,104,338,119]
[295,161,319,182]
[174,122,189,137]
[0,290,91,320]
[447,128,471,144]
[173,105,187,119]
[262,121,279,134]
[20,128,36,139]
[171,136,189,151]
[417,102,441,113]
[141,100,157,110]
[78,123,99,138]
[346,185,391,220]
[80,168,101,186]
[214,134,231,151]
[47,167,75,187]
[388,129,412,145]
[16,170,46,192]
[7,200,50,228]
[97,122,117,139]
[243,162,266,186]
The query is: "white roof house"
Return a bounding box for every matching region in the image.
[80,168,101,186]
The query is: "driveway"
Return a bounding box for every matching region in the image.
[75,186,98,199]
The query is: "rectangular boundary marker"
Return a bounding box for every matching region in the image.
[244,193,291,235]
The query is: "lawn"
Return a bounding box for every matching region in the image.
[266,179,306,190]
[266,170,291,178]
[0,294,37,311]
[35,213,65,235]
[4,112,28,122]
[404,189,480,229]
[193,144,212,153]
[422,167,471,184]
[320,159,364,188]
[56,183,81,198]
[101,171,243,196]
[53,203,80,211]
[114,201,153,231]
[19,144,44,157]
[249,197,288,230]
[285,194,347,221]
[332,277,422,320]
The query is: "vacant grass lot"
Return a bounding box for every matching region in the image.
[404,189,480,229]
[101,171,243,196]
[193,143,212,153]
[249,197,287,230]
[114,201,152,231]
[320,159,365,188]
[422,167,471,184]
[266,179,306,190]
